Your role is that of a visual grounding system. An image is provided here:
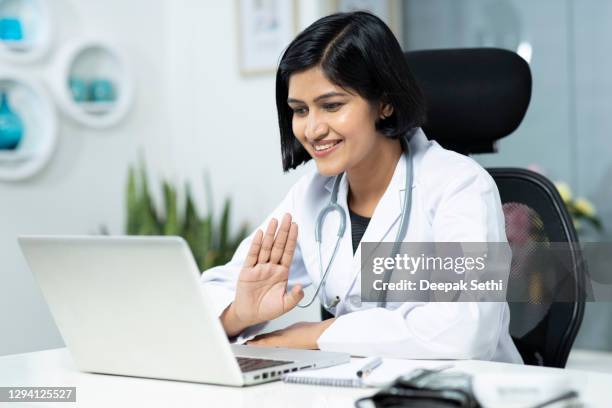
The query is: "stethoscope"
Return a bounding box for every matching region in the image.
[297,130,415,311]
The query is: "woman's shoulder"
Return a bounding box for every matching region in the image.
[418,137,496,192]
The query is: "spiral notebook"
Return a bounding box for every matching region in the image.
[281,358,453,388]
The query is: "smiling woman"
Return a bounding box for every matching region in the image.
[286,68,396,178]
[276,11,426,217]
[201,11,522,364]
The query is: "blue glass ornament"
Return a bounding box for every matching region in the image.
[0,91,24,150]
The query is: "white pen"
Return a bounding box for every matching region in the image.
[356,357,383,378]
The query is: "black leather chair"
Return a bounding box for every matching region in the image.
[322,48,586,368]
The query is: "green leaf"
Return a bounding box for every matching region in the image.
[125,165,139,235]
[163,181,179,235]
[218,198,231,256]
[200,218,212,270]
[124,160,249,272]
[585,215,604,232]
[139,164,161,235]
[183,186,206,269]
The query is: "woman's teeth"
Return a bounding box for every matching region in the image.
[314,141,339,151]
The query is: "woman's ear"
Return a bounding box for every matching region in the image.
[379,102,394,119]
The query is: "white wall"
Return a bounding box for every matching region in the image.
[0,0,172,356]
[0,0,325,356]
[164,1,321,223]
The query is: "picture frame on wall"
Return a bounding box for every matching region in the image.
[329,0,403,41]
[237,0,298,75]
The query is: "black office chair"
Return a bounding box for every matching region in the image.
[487,168,586,367]
[408,48,586,368]
[321,48,586,368]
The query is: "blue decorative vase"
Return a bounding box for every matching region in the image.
[89,79,116,102]
[68,77,89,102]
[0,91,24,150]
[0,18,23,41]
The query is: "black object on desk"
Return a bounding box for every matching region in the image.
[354,368,480,408]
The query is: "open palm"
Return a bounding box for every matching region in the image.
[230,213,303,329]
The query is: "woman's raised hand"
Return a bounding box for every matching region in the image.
[221,213,303,337]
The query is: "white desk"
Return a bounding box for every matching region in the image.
[1,348,611,407]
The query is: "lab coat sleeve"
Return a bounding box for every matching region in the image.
[317,163,509,360]
[200,181,311,344]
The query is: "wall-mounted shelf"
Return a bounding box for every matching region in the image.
[0,0,52,63]
[0,72,57,181]
[54,38,133,129]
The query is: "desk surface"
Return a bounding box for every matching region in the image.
[1,348,611,407]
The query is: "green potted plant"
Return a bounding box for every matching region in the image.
[125,161,250,272]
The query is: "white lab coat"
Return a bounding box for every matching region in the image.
[201,128,523,364]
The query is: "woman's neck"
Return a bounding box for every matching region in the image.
[346,137,403,217]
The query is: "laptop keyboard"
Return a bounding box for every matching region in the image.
[236,357,293,373]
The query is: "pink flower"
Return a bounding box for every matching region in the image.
[503,202,545,245]
[527,164,545,175]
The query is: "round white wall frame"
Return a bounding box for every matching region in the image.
[0,72,57,181]
[0,0,53,63]
[55,38,133,129]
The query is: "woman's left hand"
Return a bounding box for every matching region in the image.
[246,319,336,349]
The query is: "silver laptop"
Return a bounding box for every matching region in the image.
[18,235,349,386]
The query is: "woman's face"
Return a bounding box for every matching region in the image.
[287,66,390,176]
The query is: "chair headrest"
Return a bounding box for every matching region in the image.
[405,48,532,154]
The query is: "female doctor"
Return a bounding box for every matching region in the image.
[202,12,522,364]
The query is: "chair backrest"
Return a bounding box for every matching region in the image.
[406,48,531,154]
[488,168,586,367]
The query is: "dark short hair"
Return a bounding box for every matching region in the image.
[276,11,426,172]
